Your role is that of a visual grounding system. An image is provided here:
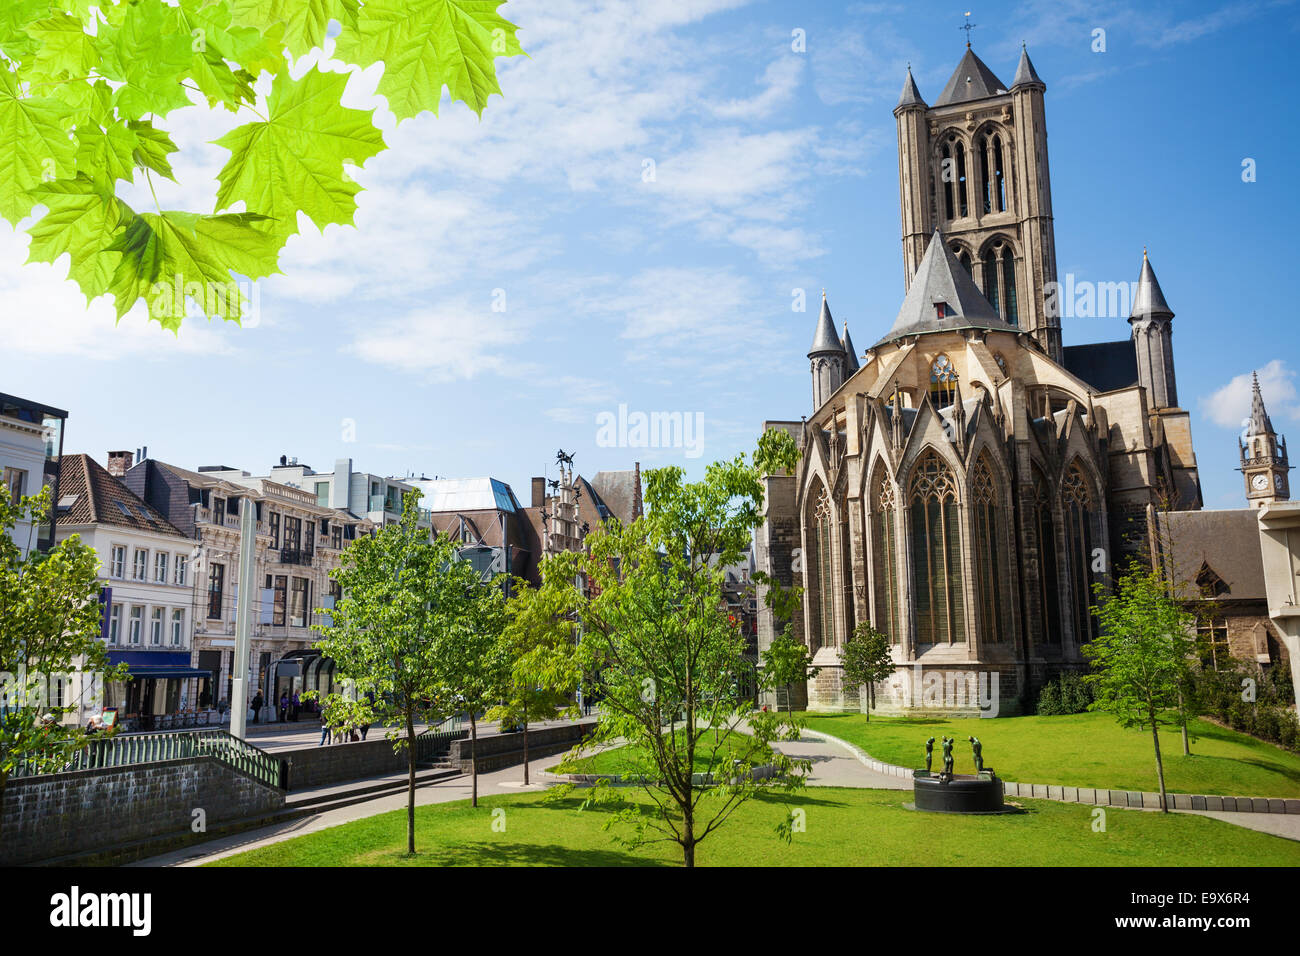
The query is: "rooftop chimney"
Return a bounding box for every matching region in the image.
[107,450,133,478]
[531,476,546,508]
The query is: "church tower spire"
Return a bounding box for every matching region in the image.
[808,291,846,411]
[1128,249,1178,409]
[894,41,1061,361]
[1240,372,1291,507]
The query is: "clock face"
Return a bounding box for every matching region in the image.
[1252,474,1270,491]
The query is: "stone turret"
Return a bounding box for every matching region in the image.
[809,292,846,411]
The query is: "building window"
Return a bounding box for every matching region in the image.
[1001,246,1018,326]
[930,354,958,409]
[955,141,968,217]
[110,545,126,578]
[128,606,143,645]
[331,525,342,549]
[3,466,26,501]
[289,577,309,628]
[212,496,224,521]
[154,551,168,584]
[940,142,955,220]
[1033,469,1063,645]
[979,133,1008,214]
[269,510,280,549]
[171,608,184,647]
[174,554,188,586]
[1063,465,1097,646]
[908,451,965,645]
[305,518,315,556]
[1197,622,1230,670]
[207,563,224,619]
[132,548,147,581]
[109,604,122,644]
[315,481,329,507]
[150,607,163,645]
[284,515,301,553]
[971,456,1005,644]
[871,469,900,643]
[814,491,835,650]
[270,574,287,627]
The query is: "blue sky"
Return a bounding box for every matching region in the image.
[3,0,1297,508]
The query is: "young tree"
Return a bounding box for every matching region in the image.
[0,485,126,837]
[488,578,582,786]
[1,1,524,329]
[1084,566,1197,812]
[840,623,895,720]
[761,633,817,718]
[545,429,812,868]
[429,568,509,809]
[311,490,487,855]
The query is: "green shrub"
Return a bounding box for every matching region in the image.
[1035,673,1092,716]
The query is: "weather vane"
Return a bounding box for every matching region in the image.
[960,12,976,47]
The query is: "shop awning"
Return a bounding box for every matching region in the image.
[107,651,213,680]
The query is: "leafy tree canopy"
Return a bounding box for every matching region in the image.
[0,0,524,330]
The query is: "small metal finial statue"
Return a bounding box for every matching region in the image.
[925,736,935,772]
[941,736,955,776]
[968,735,983,772]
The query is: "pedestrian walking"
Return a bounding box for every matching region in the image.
[278,691,288,723]
[319,709,330,746]
[291,690,300,722]
[251,692,263,724]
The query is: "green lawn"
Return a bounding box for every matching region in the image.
[210,787,1300,867]
[799,711,1300,798]
[551,730,761,776]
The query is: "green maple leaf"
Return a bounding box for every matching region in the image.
[212,67,384,246]
[170,0,258,110]
[0,68,76,225]
[0,0,54,62]
[75,121,138,186]
[335,0,524,121]
[23,13,97,82]
[105,210,283,328]
[94,0,194,120]
[129,120,179,182]
[227,0,358,59]
[26,173,130,302]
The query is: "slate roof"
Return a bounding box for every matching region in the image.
[874,230,1015,347]
[1156,510,1267,602]
[57,454,186,537]
[1011,46,1044,88]
[591,467,643,525]
[1129,250,1174,321]
[809,293,844,356]
[934,47,1008,107]
[1062,341,1139,394]
[896,66,926,109]
[841,323,860,373]
[1248,372,1276,437]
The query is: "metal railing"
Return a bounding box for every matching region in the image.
[414,715,467,763]
[12,729,287,791]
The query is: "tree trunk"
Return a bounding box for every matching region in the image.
[522,713,530,786]
[405,711,416,854]
[1178,688,1190,756]
[866,683,873,722]
[682,806,695,868]
[470,711,479,808]
[1150,719,1169,813]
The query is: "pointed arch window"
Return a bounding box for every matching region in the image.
[1033,469,1062,645]
[981,241,1018,326]
[930,354,958,409]
[909,452,965,645]
[952,245,973,276]
[980,133,1007,213]
[813,488,835,650]
[838,488,855,641]
[993,135,1007,211]
[1063,466,1098,645]
[871,469,900,644]
[941,142,955,220]
[971,457,1005,644]
[955,141,969,218]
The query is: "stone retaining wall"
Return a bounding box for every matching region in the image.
[0,757,284,866]
[280,732,465,790]
[450,722,596,774]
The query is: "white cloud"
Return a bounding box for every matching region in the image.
[1200,360,1300,429]
[344,300,524,382]
[712,56,805,120]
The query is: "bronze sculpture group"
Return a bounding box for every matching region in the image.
[922,735,988,778]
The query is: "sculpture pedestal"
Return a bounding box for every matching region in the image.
[911,769,1007,814]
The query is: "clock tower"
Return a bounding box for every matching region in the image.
[1240,371,1291,507]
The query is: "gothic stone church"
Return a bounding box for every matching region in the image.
[754,44,1211,715]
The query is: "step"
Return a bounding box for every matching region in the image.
[288,766,462,810]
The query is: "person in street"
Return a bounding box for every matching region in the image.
[319,708,330,747]
[278,691,288,723]
[291,690,300,722]
[251,692,263,724]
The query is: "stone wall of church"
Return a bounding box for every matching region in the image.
[754,463,806,712]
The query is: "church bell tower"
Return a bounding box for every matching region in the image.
[894,41,1061,361]
[1241,372,1291,507]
